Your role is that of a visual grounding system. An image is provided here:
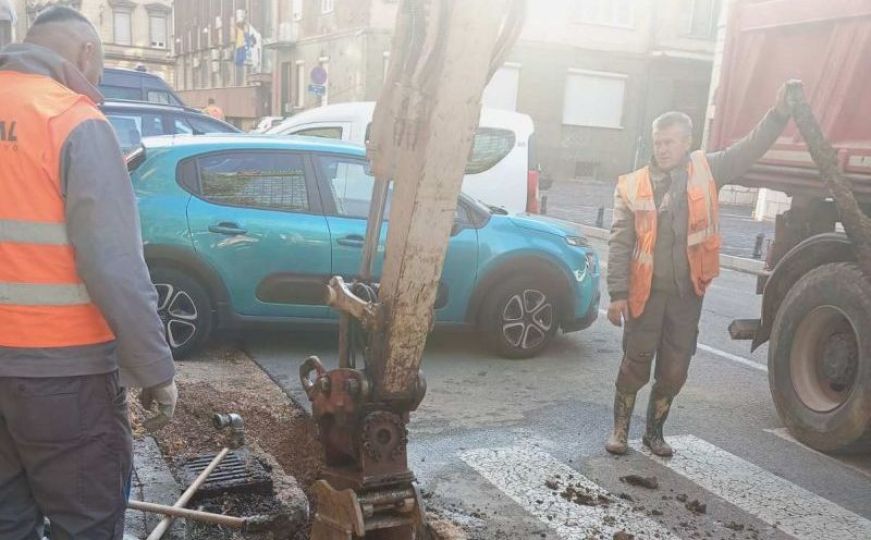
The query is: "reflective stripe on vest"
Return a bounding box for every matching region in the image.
[0,72,115,348]
[617,150,720,318]
[0,219,70,244]
[0,283,92,306]
[685,150,720,296]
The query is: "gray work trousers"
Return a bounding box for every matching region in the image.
[0,371,132,540]
[616,289,704,398]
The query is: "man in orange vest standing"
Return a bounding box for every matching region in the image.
[203,97,225,121]
[604,82,797,457]
[0,7,177,538]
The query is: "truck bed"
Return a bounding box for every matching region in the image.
[710,0,871,203]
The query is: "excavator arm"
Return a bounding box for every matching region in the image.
[299,1,525,538]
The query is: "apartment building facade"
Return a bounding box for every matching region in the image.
[269,0,395,117]
[271,0,720,184]
[172,0,279,128]
[12,0,174,81]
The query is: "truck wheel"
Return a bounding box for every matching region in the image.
[482,277,560,359]
[769,262,871,452]
[150,267,214,360]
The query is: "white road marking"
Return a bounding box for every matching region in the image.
[764,428,871,480]
[459,444,680,540]
[632,435,871,540]
[596,309,767,373]
[695,344,767,372]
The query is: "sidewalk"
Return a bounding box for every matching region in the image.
[543,179,775,260]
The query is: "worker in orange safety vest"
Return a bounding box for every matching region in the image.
[604,81,799,457]
[0,7,176,538]
[203,97,225,121]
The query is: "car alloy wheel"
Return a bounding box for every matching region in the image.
[154,283,199,349]
[501,288,554,351]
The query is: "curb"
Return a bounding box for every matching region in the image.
[579,225,765,275]
[126,437,184,540]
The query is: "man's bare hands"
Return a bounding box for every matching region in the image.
[607,300,629,327]
[775,79,803,117]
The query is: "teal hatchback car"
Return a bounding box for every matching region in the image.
[129,135,600,359]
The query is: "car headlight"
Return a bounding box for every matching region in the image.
[565,235,589,247]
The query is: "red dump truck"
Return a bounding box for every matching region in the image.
[709,0,871,452]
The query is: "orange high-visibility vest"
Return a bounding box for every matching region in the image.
[616,150,720,318]
[0,72,115,348]
[204,104,224,121]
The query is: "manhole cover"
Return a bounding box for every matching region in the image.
[179,451,272,501]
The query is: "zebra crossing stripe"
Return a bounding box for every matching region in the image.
[460,444,680,540]
[632,435,871,540]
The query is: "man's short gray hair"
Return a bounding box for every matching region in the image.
[652,111,693,138]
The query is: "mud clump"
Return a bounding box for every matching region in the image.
[685,499,707,515]
[619,475,659,489]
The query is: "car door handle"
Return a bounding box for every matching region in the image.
[337,234,365,248]
[208,222,247,235]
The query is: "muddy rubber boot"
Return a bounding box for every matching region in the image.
[605,390,637,455]
[643,391,674,457]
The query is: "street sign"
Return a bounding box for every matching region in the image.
[310,66,328,85]
[308,84,326,96]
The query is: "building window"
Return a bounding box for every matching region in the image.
[293,0,303,20]
[113,10,132,45]
[149,14,168,48]
[562,69,626,129]
[577,0,634,28]
[482,63,520,112]
[295,61,305,109]
[687,0,721,38]
[321,0,334,14]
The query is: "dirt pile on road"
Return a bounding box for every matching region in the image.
[619,475,659,490]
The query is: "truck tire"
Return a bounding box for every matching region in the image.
[149,267,214,360]
[769,262,871,452]
[481,277,560,359]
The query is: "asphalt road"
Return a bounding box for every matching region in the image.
[244,238,871,540]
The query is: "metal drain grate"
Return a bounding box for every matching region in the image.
[179,451,273,501]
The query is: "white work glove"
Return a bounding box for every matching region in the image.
[139,379,178,432]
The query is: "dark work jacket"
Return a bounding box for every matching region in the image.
[607,109,789,301]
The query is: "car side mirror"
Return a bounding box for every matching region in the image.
[450,222,464,237]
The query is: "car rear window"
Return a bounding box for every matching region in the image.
[105,112,166,154]
[146,89,174,105]
[100,85,142,101]
[197,152,310,212]
[175,115,239,135]
[293,126,344,139]
[465,128,515,174]
[365,123,515,175]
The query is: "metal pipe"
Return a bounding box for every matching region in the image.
[338,313,352,368]
[360,177,391,281]
[145,447,230,540]
[128,500,246,529]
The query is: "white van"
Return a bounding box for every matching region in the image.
[265,102,539,214]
